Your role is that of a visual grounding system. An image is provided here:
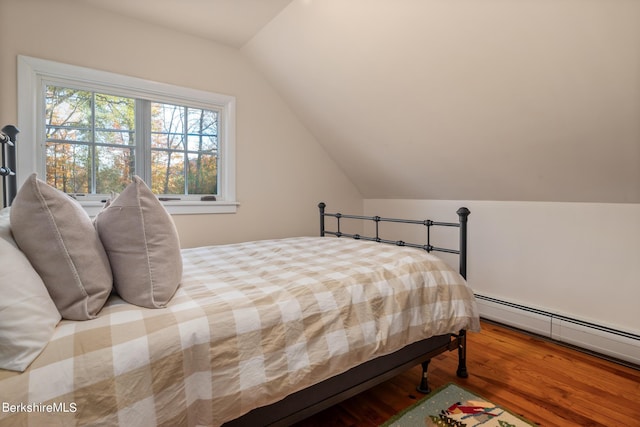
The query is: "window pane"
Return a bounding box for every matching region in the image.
[96,130,135,145]
[187,109,217,135]
[151,103,185,149]
[151,103,182,132]
[95,146,135,193]
[46,86,92,142]
[47,126,92,143]
[94,94,135,145]
[45,142,90,193]
[187,134,217,152]
[151,131,184,150]
[188,152,217,194]
[151,150,184,194]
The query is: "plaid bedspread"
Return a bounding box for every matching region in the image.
[0,237,479,427]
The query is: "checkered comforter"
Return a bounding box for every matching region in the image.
[0,237,480,427]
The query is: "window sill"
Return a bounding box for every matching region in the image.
[82,200,239,217]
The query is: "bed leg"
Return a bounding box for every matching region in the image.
[456,329,469,378]
[416,360,431,394]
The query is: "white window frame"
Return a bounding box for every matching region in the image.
[17,55,238,215]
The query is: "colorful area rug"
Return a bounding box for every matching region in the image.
[381,383,537,427]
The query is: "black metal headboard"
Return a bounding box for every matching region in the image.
[1,125,19,208]
[318,202,470,279]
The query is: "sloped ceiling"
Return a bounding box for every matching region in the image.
[72,0,294,48]
[243,0,640,203]
[75,0,640,203]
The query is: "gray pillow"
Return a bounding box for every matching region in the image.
[94,176,182,308]
[10,174,112,320]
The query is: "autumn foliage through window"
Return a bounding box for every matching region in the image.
[45,85,219,196]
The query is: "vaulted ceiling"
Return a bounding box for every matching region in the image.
[74,0,294,48]
[75,0,640,203]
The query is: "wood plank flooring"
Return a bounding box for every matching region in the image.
[294,320,640,426]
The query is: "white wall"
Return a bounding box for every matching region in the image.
[0,0,362,247]
[364,199,640,335]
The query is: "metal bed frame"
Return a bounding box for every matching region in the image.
[1,125,19,208]
[225,203,471,426]
[318,202,470,279]
[1,132,472,424]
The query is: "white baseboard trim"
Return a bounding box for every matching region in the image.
[475,294,640,367]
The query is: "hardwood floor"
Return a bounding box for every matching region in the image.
[294,320,640,427]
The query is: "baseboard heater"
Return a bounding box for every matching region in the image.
[475,294,640,368]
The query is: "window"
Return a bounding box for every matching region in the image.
[18,56,237,215]
[45,88,219,196]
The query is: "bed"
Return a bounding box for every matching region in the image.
[1,131,479,427]
[0,125,18,208]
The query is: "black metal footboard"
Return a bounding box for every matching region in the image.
[318,202,470,278]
